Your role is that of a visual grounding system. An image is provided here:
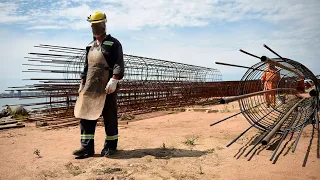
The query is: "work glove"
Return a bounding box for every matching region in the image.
[105,78,119,94]
[78,83,84,93]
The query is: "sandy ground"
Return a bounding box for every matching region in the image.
[0,103,319,180]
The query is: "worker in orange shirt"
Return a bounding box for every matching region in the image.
[261,63,281,107]
[296,78,305,93]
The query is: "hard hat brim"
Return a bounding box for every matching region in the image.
[87,19,107,24]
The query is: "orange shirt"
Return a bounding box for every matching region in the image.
[296,79,305,93]
[261,68,280,89]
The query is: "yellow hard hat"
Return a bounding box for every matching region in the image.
[87,11,107,24]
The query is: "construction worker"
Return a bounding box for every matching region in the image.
[296,78,305,93]
[73,11,124,158]
[261,63,280,107]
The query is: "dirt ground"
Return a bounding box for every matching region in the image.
[0,102,319,180]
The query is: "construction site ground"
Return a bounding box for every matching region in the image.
[0,102,319,180]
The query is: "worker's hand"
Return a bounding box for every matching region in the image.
[105,78,119,94]
[78,83,84,93]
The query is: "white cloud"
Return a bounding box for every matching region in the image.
[26,25,64,30]
[2,0,318,32]
[0,2,29,23]
[55,4,91,20]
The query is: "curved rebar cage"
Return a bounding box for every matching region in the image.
[238,57,319,133]
[213,44,320,165]
[238,58,320,132]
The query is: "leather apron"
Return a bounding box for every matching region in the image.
[74,42,110,120]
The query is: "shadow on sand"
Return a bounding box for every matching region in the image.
[108,148,207,159]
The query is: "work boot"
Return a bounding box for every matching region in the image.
[101,148,117,157]
[72,148,94,157]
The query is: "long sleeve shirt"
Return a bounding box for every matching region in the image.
[80,34,124,80]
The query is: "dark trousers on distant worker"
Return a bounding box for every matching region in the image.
[79,90,118,155]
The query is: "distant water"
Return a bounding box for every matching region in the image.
[0,98,47,110]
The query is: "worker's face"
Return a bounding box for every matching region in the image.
[91,22,106,37]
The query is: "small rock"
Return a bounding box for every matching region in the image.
[120,113,135,121]
[206,109,219,113]
[36,121,48,127]
[175,108,186,112]
[16,122,24,126]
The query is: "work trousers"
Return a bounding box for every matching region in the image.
[80,90,118,151]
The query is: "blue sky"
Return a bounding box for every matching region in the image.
[0,0,319,92]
